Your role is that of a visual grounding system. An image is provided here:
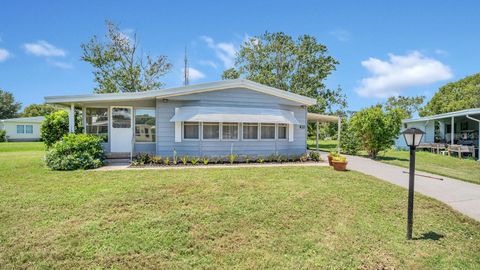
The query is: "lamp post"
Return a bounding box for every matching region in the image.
[401,127,425,240]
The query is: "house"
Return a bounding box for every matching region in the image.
[44,79,318,158]
[0,116,45,142]
[395,108,480,159]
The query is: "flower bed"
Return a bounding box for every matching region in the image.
[130,151,323,167]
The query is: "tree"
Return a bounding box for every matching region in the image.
[222,32,346,113]
[22,104,59,117]
[420,73,480,116]
[0,89,21,119]
[349,105,402,158]
[339,119,361,155]
[41,110,81,147]
[385,95,425,119]
[81,21,172,93]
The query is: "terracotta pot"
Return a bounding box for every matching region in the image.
[332,161,348,171]
[327,155,333,166]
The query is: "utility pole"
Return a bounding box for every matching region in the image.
[184,47,189,86]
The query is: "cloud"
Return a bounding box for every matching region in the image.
[23,40,66,57]
[201,36,236,68]
[330,29,351,42]
[0,48,11,62]
[434,49,449,56]
[355,51,453,98]
[199,60,218,69]
[182,67,205,81]
[48,60,73,69]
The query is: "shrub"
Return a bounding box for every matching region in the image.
[257,157,265,163]
[0,130,6,142]
[349,105,402,158]
[181,156,189,165]
[202,157,209,165]
[228,154,237,164]
[151,156,163,164]
[163,156,170,165]
[41,110,82,148]
[299,153,309,162]
[136,152,152,165]
[45,134,105,170]
[190,156,200,165]
[309,151,320,162]
[339,120,361,155]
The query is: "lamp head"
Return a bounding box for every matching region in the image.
[401,127,425,147]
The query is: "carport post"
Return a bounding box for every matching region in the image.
[316,121,319,151]
[337,117,341,152]
[68,103,75,133]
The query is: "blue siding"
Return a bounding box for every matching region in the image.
[156,88,307,157]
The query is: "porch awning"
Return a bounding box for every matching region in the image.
[169,106,300,124]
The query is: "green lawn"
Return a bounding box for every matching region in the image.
[308,140,480,185]
[1,143,479,269]
[307,139,339,152]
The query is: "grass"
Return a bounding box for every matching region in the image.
[308,140,480,185]
[307,139,339,152]
[0,143,479,269]
[0,141,45,152]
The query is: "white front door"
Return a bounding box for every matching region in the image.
[110,106,133,152]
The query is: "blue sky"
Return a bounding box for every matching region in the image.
[0,0,479,111]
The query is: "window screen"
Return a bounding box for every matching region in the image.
[243,123,258,140]
[278,124,287,139]
[184,122,199,139]
[135,109,155,142]
[222,123,238,140]
[261,123,275,139]
[203,122,220,140]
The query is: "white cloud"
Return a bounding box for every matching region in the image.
[182,67,205,81]
[23,40,66,57]
[434,49,449,56]
[201,36,236,68]
[199,60,218,69]
[355,51,453,98]
[330,29,351,42]
[48,60,73,69]
[0,48,11,62]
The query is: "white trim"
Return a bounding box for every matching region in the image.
[68,103,75,133]
[109,106,133,153]
[288,124,294,142]
[277,123,288,140]
[44,79,317,106]
[202,122,221,141]
[403,108,480,123]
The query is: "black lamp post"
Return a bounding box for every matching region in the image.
[401,127,425,240]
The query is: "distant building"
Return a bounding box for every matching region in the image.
[0,116,45,142]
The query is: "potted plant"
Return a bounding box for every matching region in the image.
[331,155,348,171]
[327,151,338,166]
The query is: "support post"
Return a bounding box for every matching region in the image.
[407,145,416,240]
[337,116,341,152]
[68,103,75,133]
[316,121,319,151]
[82,107,86,134]
[451,116,454,144]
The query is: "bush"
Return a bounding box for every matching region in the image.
[309,151,321,161]
[339,120,361,155]
[0,130,6,142]
[45,134,105,170]
[136,152,153,164]
[349,105,402,158]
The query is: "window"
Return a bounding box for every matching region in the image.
[135,109,156,143]
[112,107,131,128]
[261,123,275,139]
[243,123,258,140]
[184,122,199,139]
[222,122,239,140]
[86,108,109,142]
[278,124,287,140]
[16,125,24,134]
[25,125,33,134]
[203,122,220,140]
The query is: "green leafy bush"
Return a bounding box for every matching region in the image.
[339,120,361,155]
[41,110,82,147]
[190,157,200,165]
[45,134,105,170]
[0,130,6,142]
[136,152,152,164]
[309,151,321,161]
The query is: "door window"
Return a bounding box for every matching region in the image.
[112,108,132,128]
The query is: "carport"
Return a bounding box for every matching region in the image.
[307,113,341,152]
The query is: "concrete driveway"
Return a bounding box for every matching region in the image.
[339,153,480,221]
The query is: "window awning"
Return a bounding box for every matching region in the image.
[170,106,300,124]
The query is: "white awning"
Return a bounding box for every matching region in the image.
[170,106,300,124]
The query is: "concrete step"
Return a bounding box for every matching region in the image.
[106,158,131,165]
[106,152,131,159]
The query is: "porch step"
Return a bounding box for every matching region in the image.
[106,152,131,159]
[106,158,131,165]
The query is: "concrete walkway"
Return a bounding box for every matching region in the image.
[343,153,480,221]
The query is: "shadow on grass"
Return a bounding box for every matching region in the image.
[373,156,409,162]
[413,231,445,241]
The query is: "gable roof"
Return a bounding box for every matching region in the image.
[403,108,480,123]
[44,79,317,106]
[0,116,45,123]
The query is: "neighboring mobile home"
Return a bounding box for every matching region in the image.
[45,79,317,157]
[395,108,480,159]
[0,116,44,141]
